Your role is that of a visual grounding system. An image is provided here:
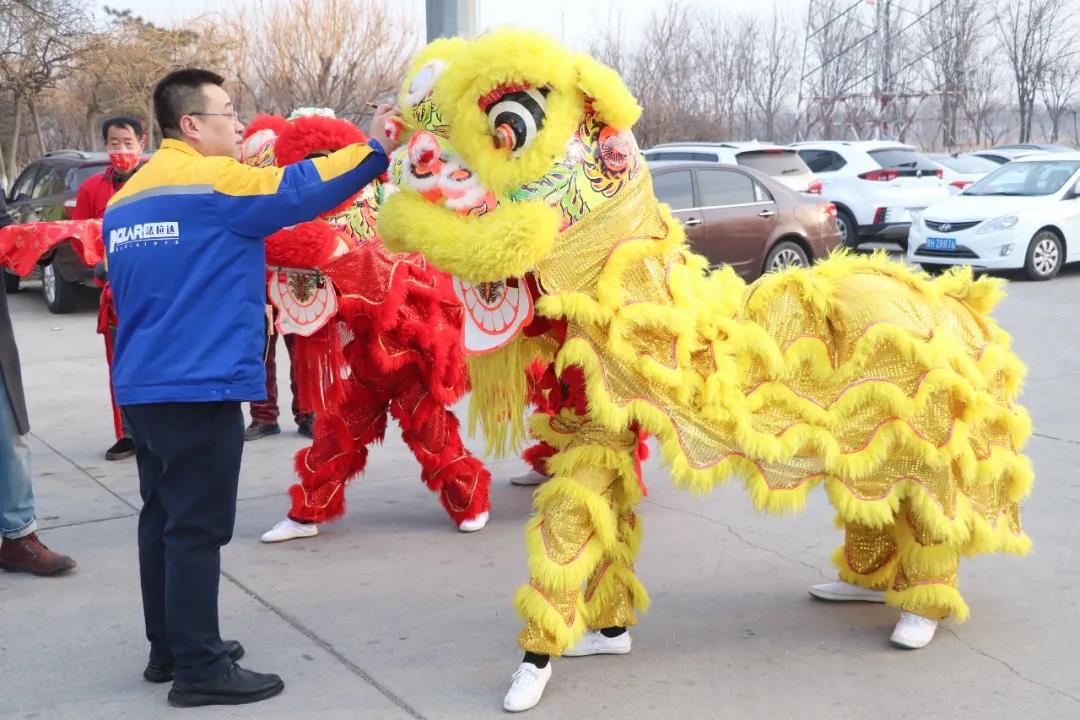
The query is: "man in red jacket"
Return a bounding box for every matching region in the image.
[71,116,146,461]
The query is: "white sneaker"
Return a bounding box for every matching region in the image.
[510,470,548,486]
[562,630,632,657]
[808,580,886,603]
[457,511,489,533]
[502,661,552,712]
[260,518,319,543]
[890,611,938,649]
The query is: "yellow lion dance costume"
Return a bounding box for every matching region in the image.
[378,30,1033,711]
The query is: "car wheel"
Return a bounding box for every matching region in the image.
[835,208,858,248]
[1023,229,1063,281]
[3,269,20,294]
[919,263,948,276]
[764,241,810,274]
[41,261,78,313]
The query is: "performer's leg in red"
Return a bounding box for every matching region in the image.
[287,382,390,524]
[389,381,491,529]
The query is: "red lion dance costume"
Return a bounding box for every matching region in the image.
[245,111,492,540]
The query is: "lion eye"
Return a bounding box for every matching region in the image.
[486,88,548,154]
[404,60,445,105]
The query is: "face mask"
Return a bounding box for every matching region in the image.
[109,151,140,173]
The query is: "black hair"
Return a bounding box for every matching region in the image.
[152,68,226,140]
[101,116,144,142]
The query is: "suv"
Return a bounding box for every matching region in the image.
[648,161,841,281]
[4,150,112,311]
[792,141,949,250]
[643,142,822,195]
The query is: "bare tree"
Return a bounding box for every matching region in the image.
[995,0,1077,143]
[630,2,702,146]
[921,0,983,149]
[749,8,796,141]
[798,0,873,140]
[0,0,94,183]
[962,59,1006,146]
[227,0,416,122]
[1040,60,1080,143]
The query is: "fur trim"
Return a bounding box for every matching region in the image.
[274,115,369,166]
[243,114,289,141]
[886,584,970,622]
[379,191,561,283]
[514,582,587,654]
[264,220,339,269]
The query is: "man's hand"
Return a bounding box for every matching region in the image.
[369,104,403,155]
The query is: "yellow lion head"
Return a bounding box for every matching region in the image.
[379,29,644,284]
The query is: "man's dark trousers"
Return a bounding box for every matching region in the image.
[124,401,244,683]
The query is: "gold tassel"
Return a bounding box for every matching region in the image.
[467,337,534,457]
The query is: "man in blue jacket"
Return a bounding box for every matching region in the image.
[103,68,398,708]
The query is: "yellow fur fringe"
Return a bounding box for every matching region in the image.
[514,582,587,653]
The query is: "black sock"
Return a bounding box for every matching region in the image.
[522,651,549,668]
[600,626,626,638]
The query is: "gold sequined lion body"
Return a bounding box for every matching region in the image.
[378,30,1033,656]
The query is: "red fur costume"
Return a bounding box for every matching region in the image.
[253,113,491,529]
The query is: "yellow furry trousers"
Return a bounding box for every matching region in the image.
[834,499,968,621]
[515,410,650,655]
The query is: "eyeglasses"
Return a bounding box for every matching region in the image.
[189,111,239,120]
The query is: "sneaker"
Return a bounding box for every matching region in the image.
[296,417,314,439]
[260,518,319,543]
[244,422,281,442]
[890,611,938,649]
[502,661,552,713]
[808,580,886,603]
[105,437,136,461]
[563,629,632,657]
[457,511,489,533]
[510,470,548,486]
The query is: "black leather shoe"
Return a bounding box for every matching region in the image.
[168,663,284,707]
[144,640,245,683]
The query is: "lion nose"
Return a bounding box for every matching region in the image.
[408,131,441,174]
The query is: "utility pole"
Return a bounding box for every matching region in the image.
[798,0,946,141]
[425,0,478,42]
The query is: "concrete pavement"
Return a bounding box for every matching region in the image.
[2,265,1079,720]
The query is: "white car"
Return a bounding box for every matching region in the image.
[792,141,949,250]
[908,154,1080,280]
[642,142,822,195]
[969,148,1047,165]
[926,153,1000,193]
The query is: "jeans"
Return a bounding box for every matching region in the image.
[0,372,35,539]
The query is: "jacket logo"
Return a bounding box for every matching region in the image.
[109,222,180,252]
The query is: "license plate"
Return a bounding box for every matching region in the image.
[926,236,956,251]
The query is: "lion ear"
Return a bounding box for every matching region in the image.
[573,53,641,130]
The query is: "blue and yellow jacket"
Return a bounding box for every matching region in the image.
[103,138,388,406]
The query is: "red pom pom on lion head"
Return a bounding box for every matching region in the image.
[273,112,372,218]
[274,114,369,167]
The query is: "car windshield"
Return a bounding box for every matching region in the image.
[929,154,1000,174]
[735,150,810,177]
[964,160,1080,196]
[867,147,938,171]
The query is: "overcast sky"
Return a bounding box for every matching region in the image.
[108,0,811,52]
